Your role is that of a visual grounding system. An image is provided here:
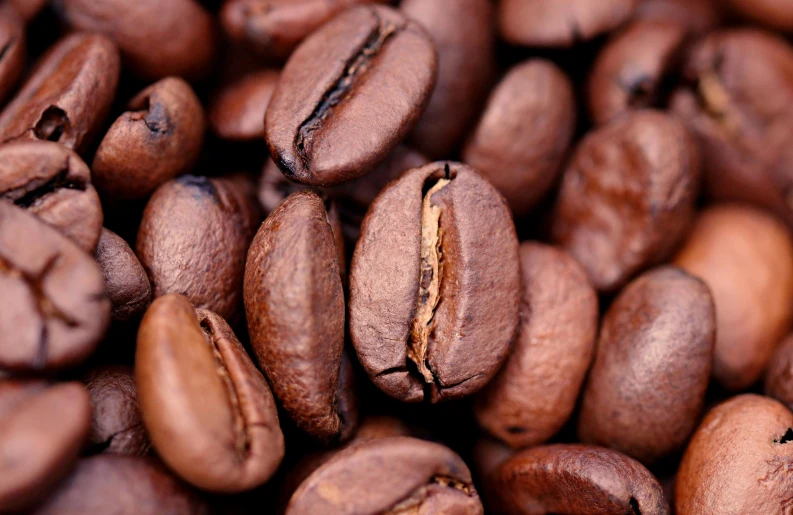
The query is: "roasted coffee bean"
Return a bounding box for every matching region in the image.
[635,0,722,33]
[765,334,793,411]
[94,228,151,322]
[136,174,259,321]
[676,394,793,514]
[0,33,119,154]
[674,205,793,390]
[287,436,483,515]
[551,110,699,292]
[209,69,279,142]
[0,381,91,512]
[474,243,597,449]
[0,203,110,371]
[463,59,575,217]
[92,77,205,200]
[472,437,515,512]
[401,0,495,160]
[350,162,520,402]
[31,455,209,515]
[0,3,25,105]
[725,0,793,31]
[498,0,639,48]
[244,191,356,442]
[672,29,793,228]
[264,5,437,187]
[0,141,103,252]
[83,366,149,456]
[136,295,284,492]
[53,0,216,80]
[578,266,715,464]
[9,0,46,21]
[493,444,669,515]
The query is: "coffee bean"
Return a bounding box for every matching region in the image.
[0,3,25,105]
[765,334,793,411]
[0,202,110,371]
[264,5,437,186]
[493,444,670,515]
[0,33,119,153]
[92,77,205,200]
[209,69,280,142]
[676,394,793,514]
[551,110,699,292]
[462,59,575,217]
[0,141,103,252]
[471,437,515,512]
[474,243,598,449]
[725,0,793,31]
[9,0,45,21]
[635,0,722,33]
[286,436,483,515]
[349,161,520,402]
[0,381,91,512]
[244,191,355,442]
[674,205,793,390]
[94,228,152,322]
[578,266,715,464]
[136,294,284,492]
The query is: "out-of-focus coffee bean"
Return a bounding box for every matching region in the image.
[94,228,151,322]
[725,0,793,31]
[635,0,722,33]
[209,69,279,142]
[0,3,25,105]
[9,0,46,21]
[765,334,793,411]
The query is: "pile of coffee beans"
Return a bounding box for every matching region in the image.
[4,0,793,513]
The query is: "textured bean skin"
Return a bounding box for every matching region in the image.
[209,69,279,142]
[94,228,152,322]
[0,3,25,106]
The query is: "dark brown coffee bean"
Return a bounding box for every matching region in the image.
[635,0,722,34]
[53,0,216,80]
[83,366,149,456]
[588,21,687,126]
[725,0,793,31]
[676,394,793,514]
[671,29,793,228]
[493,444,669,515]
[136,174,259,321]
[674,205,793,391]
[0,381,91,512]
[401,0,495,160]
[220,0,387,61]
[264,5,437,187]
[765,334,793,410]
[551,110,699,293]
[0,3,25,105]
[578,266,715,464]
[498,0,639,48]
[0,33,120,154]
[31,455,209,515]
[209,69,279,142]
[92,77,205,200]
[287,436,483,515]
[0,203,110,371]
[244,191,355,442]
[474,243,597,449]
[463,59,575,217]
[136,295,284,492]
[349,162,520,402]
[0,141,103,252]
[94,228,151,322]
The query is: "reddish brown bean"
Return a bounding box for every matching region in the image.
[209,69,279,142]
[94,228,152,322]
[0,3,25,105]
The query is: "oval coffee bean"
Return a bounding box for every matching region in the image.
[350,162,520,402]
[765,334,793,411]
[463,59,575,217]
[92,77,205,200]
[725,0,793,31]
[244,191,355,442]
[136,295,284,492]
[53,0,216,80]
[209,69,280,142]
[94,228,152,322]
[551,110,699,292]
[0,141,103,252]
[0,3,25,105]
[0,32,120,154]
[635,0,721,34]
[676,395,793,514]
[674,205,793,390]
[494,444,669,515]
[264,5,437,186]
[578,266,715,464]
[136,174,259,321]
[0,381,91,512]
[498,0,639,48]
[83,365,149,456]
[401,0,495,160]
[287,436,483,515]
[474,243,597,449]
[0,203,110,371]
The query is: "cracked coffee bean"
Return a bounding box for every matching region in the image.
[264,5,437,187]
[209,69,280,142]
[136,294,284,493]
[0,3,25,106]
[0,141,103,253]
[350,161,520,403]
[286,436,484,515]
[0,202,110,371]
[94,228,152,322]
